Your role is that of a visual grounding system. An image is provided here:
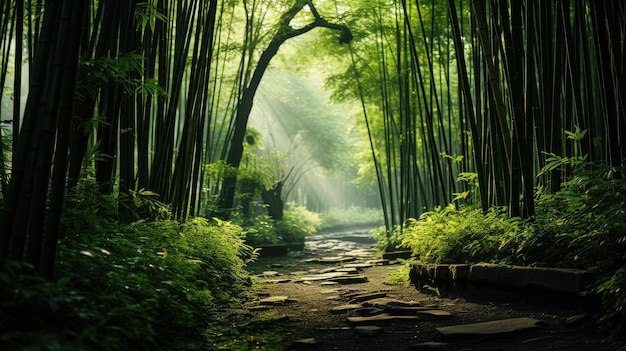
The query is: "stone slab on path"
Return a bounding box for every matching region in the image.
[436,317,543,336]
[329,304,363,314]
[363,298,425,308]
[259,296,298,305]
[354,325,384,336]
[347,292,387,304]
[328,275,369,284]
[299,271,350,281]
[347,313,419,325]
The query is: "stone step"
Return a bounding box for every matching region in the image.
[436,317,543,336]
[409,262,596,306]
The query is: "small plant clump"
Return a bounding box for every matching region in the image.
[0,181,255,351]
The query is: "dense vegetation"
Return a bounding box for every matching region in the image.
[1,0,625,348]
[377,159,626,339]
[1,178,255,350]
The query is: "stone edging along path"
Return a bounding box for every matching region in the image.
[410,262,597,308]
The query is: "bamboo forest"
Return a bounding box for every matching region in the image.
[1,0,625,350]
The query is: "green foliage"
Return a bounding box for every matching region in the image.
[1,183,255,350]
[393,162,626,340]
[400,204,522,264]
[318,206,384,231]
[595,267,626,339]
[371,225,404,253]
[243,204,320,245]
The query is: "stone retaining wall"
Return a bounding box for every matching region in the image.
[410,262,597,309]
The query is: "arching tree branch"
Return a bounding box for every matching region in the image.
[218,1,351,218]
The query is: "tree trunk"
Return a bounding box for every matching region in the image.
[261,181,284,220]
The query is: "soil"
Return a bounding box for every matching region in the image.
[237,230,618,351]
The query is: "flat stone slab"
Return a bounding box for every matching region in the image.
[469,263,595,293]
[289,338,317,350]
[411,262,595,296]
[363,298,424,308]
[343,262,375,268]
[414,310,453,320]
[336,267,359,274]
[259,296,297,305]
[329,304,363,314]
[381,251,412,260]
[354,325,384,336]
[436,317,543,336]
[348,292,387,303]
[407,341,451,350]
[329,275,368,284]
[381,305,447,315]
[258,271,281,277]
[299,271,349,281]
[316,256,357,263]
[266,279,292,284]
[348,313,419,324]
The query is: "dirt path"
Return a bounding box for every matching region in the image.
[244,230,614,350]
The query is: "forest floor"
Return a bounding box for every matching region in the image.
[231,230,619,351]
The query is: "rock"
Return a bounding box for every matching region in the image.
[320,288,343,294]
[348,313,419,324]
[348,292,387,304]
[343,262,375,268]
[469,263,595,294]
[368,259,391,265]
[249,305,271,311]
[317,256,356,264]
[407,341,451,350]
[364,298,423,308]
[565,313,590,326]
[336,267,359,274]
[354,307,383,316]
[266,279,292,283]
[382,250,412,260]
[288,338,317,350]
[449,264,470,280]
[329,275,368,284]
[300,272,350,281]
[436,317,543,336]
[354,325,384,336]
[259,271,281,277]
[320,281,340,286]
[259,296,297,305]
[414,309,453,321]
[329,304,363,314]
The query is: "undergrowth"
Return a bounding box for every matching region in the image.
[0,179,255,351]
[243,203,320,246]
[393,164,626,340]
[318,206,383,232]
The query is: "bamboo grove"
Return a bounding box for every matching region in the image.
[327,0,625,240]
[1,0,625,275]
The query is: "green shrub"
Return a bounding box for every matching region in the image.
[1,197,254,350]
[243,203,320,245]
[400,204,522,264]
[392,164,626,341]
[319,206,383,231]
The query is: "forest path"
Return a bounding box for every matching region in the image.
[244,230,611,350]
